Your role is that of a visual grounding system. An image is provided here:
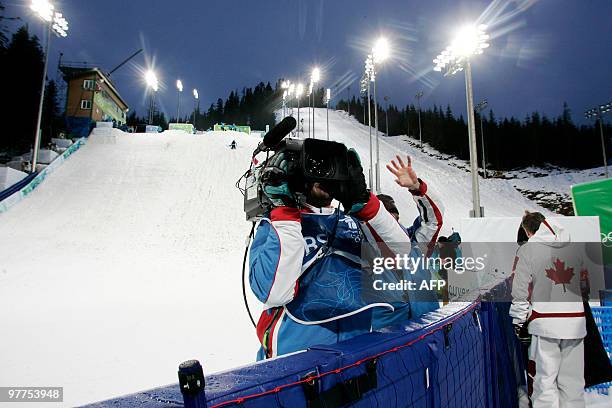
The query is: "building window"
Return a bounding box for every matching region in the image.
[83,79,95,90]
[80,100,92,110]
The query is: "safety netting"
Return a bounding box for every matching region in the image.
[89,278,530,408]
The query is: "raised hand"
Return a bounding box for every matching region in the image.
[386,155,420,190]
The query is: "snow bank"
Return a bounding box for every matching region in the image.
[0,166,27,190]
[0,130,263,406]
[20,149,59,165]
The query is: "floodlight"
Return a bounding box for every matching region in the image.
[373,37,390,64]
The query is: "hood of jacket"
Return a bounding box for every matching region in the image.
[529,219,571,248]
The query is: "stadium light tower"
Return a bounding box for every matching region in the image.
[287,83,295,116]
[372,37,390,193]
[364,56,375,190]
[296,83,304,136]
[192,88,199,128]
[281,80,291,118]
[325,88,331,141]
[307,82,313,138]
[585,100,612,178]
[311,67,321,139]
[415,91,424,148]
[30,0,69,172]
[176,79,183,123]
[475,99,488,178]
[145,70,159,125]
[434,24,489,217]
[384,96,390,136]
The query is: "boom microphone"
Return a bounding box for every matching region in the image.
[252,116,297,156]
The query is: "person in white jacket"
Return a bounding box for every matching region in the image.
[510,211,586,408]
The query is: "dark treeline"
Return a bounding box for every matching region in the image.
[335,96,610,170]
[0,14,64,156]
[129,81,281,131]
[1,0,607,171]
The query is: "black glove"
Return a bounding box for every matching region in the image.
[259,152,296,207]
[333,148,370,213]
[513,323,531,346]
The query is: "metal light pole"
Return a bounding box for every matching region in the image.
[415,91,423,148]
[30,0,69,172]
[176,79,183,122]
[311,67,320,139]
[307,83,312,138]
[434,24,490,217]
[475,99,488,178]
[585,101,611,178]
[145,70,159,125]
[287,83,295,117]
[464,59,482,217]
[325,88,331,140]
[296,83,304,137]
[192,88,199,128]
[297,95,301,136]
[372,38,389,193]
[365,56,374,190]
[363,95,366,125]
[373,77,380,192]
[384,96,389,136]
[149,91,157,125]
[281,80,290,118]
[347,85,351,117]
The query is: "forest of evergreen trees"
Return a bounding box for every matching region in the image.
[0,2,63,157]
[128,81,280,133]
[335,96,610,170]
[1,0,608,172]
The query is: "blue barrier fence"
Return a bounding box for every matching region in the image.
[87,279,532,408]
[588,306,612,394]
[0,138,85,214]
[0,172,37,202]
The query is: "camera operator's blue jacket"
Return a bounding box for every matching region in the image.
[249,181,443,360]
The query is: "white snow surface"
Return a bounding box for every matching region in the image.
[0,167,27,190]
[507,165,608,195]
[0,110,556,406]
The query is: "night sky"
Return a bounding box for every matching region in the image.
[5,0,612,125]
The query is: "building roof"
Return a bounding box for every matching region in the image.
[60,66,129,110]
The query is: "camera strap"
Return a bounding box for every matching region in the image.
[242,221,257,328]
[299,207,342,276]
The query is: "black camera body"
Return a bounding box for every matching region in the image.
[243,138,351,221]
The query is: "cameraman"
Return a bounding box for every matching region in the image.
[249,149,440,359]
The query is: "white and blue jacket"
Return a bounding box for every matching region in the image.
[249,180,443,359]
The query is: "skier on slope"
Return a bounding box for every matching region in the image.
[230,140,237,150]
[510,211,586,407]
[249,151,444,359]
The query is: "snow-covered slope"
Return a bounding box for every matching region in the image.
[0,111,551,406]
[0,129,263,406]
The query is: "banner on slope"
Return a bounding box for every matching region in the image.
[572,178,612,287]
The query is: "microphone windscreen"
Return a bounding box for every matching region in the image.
[262,116,297,148]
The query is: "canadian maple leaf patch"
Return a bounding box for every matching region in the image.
[545,258,574,292]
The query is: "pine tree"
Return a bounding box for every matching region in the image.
[41,80,62,146]
[1,26,44,153]
[0,1,9,49]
